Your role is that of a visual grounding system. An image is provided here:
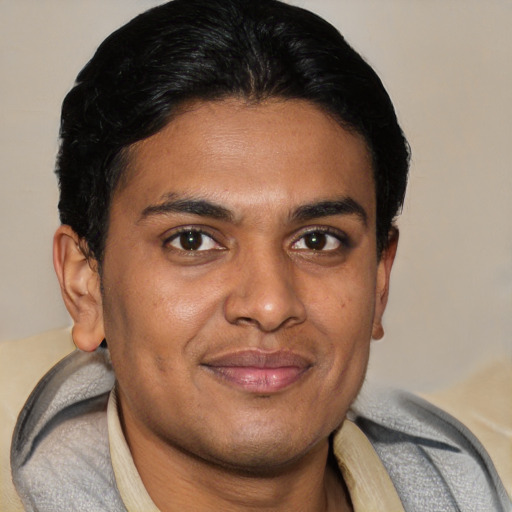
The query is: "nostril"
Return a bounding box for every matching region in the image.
[236,317,257,326]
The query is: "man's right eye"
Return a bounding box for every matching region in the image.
[165,229,222,252]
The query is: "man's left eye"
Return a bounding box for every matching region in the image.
[167,230,220,251]
[291,231,343,251]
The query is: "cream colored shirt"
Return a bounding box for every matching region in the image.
[107,391,405,512]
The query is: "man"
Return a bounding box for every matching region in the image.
[3,0,510,510]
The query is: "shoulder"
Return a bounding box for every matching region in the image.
[9,345,119,511]
[0,327,75,427]
[422,360,512,499]
[351,384,512,512]
[0,328,75,511]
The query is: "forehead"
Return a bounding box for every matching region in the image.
[115,98,375,222]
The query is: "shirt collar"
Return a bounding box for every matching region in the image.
[108,389,160,512]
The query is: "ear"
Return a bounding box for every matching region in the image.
[53,225,105,352]
[372,228,399,340]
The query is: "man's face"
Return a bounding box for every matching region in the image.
[100,98,393,472]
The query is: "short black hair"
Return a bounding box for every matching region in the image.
[56,0,409,262]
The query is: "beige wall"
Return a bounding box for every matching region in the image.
[1,0,510,392]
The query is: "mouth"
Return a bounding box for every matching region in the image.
[201,350,313,393]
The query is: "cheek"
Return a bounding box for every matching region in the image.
[101,255,228,356]
[303,262,376,398]
[306,263,377,340]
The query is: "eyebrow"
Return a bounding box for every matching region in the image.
[139,193,367,226]
[139,194,234,222]
[291,198,368,226]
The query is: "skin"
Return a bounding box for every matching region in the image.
[54,98,397,511]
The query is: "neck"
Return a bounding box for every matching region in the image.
[119,405,351,511]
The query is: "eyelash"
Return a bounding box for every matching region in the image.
[291,226,351,252]
[162,227,223,252]
[162,225,351,254]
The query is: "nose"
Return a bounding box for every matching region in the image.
[224,248,307,332]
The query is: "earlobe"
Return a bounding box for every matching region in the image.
[53,225,105,352]
[372,228,399,341]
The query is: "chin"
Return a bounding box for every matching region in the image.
[207,444,315,477]
[196,421,329,476]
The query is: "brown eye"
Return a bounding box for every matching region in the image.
[179,231,203,250]
[167,230,220,251]
[304,232,327,250]
[291,230,345,252]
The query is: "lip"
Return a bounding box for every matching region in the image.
[201,350,313,393]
